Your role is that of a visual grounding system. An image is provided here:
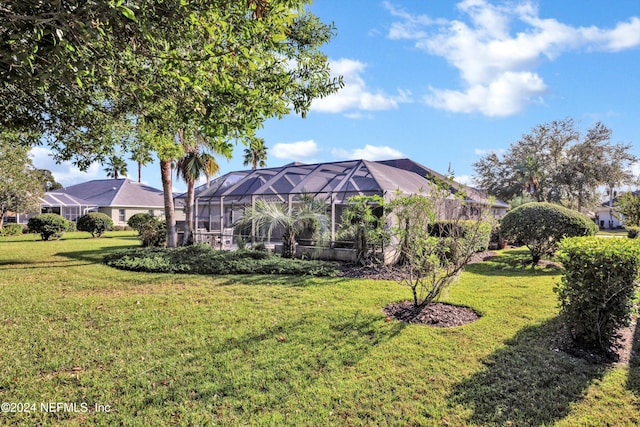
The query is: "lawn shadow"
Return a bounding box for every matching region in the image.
[450,317,608,426]
[214,273,348,287]
[143,309,406,409]
[465,249,562,277]
[0,259,93,270]
[55,245,140,263]
[626,319,640,395]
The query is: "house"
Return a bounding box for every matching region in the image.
[595,191,639,229]
[38,179,170,225]
[177,158,508,251]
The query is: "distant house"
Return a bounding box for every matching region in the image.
[595,191,639,229]
[38,179,170,225]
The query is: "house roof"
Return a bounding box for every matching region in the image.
[40,192,95,208]
[599,190,640,209]
[185,158,507,208]
[52,179,165,208]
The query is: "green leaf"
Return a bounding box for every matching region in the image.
[119,6,137,22]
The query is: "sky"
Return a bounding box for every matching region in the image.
[31,0,640,193]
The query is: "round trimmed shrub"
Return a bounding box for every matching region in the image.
[77,212,114,237]
[27,213,67,241]
[500,202,598,265]
[127,213,155,233]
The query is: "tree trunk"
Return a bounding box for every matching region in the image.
[160,159,178,248]
[138,161,142,183]
[182,179,195,246]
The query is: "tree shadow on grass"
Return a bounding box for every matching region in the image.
[55,245,141,263]
[141,310,406,412]
[214,274,348,287]
[450,317,608,426]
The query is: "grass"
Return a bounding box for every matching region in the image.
[1,231,639,425]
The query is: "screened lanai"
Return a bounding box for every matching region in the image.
[39,192,97,222]
[178,158,508,249]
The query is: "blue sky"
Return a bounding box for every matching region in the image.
[32,0,640,193]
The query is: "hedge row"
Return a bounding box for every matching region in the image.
[104,244,339,277]
[556,236,640,356]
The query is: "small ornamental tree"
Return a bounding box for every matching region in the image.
[77,212,113,237]
[500,202,597,266]
[27,213,67,241]
[387,185,493,308]
[556,237,640,356]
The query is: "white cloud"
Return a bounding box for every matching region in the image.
[388,0,640,116]
[30,147,102,187]
[425,71,547,117]
[454,174,478,187]
[271,140,319,162]
[311,58,412,115]
[331,144,404,161]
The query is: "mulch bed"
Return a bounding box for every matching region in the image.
[339,252,493,327]
[383,301,480,327]
[553,320,639,365]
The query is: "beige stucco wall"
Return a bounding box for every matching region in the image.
[98,207,185,226]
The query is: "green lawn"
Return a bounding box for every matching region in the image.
[1,232,639,426]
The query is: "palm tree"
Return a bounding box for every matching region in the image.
[130,140,154,183]
[104,155,128,179]
[238,195,328,258]
[175,131,232,245]
[242,137,268,170]
[516,156,541,199]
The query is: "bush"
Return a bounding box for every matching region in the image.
[501,202,598,265]
[127,213,166,247]
[65,220,77,232]
[127,213,154,233]
[27,214,67,241]
[139,220,166,247]
[556,237,640,356]
[0,223,25,236]
[626,226,640,239]
[428,220,493,253]
[76,212,113,237]
[104,245,338,277]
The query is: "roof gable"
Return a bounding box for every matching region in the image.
[59,179,164,208]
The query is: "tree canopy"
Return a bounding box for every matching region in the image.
[0,132,44,228]
[2,0,343,246]
[473,118,638,210]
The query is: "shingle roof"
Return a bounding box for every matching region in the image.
[54,179,165,208]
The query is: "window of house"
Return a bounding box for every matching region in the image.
[119,209,126,222]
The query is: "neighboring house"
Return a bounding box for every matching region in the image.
[177,158,508,248]
[38,179,172,225]
[595,191,639,229]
